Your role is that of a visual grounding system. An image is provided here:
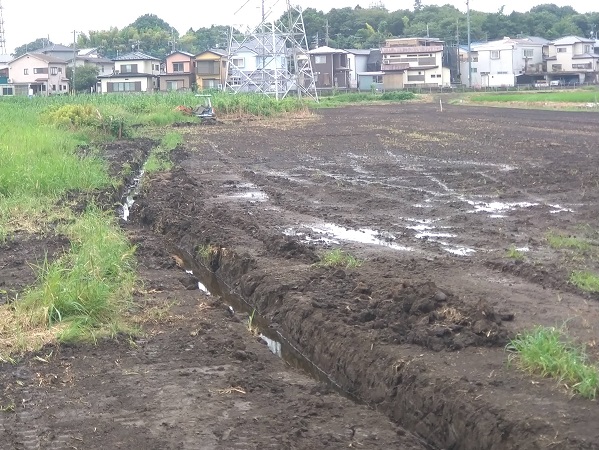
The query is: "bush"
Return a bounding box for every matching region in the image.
[45,104,99,128]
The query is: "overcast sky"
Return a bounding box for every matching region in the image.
[3,0,597,53]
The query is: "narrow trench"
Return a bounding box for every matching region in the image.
[117,166,357,401]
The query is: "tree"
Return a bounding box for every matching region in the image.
[12,38,52,57]
[414,0,423,11]
[67,65,100,93]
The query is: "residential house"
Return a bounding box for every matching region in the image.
[308,46,350,90]
[381,38,450,90]
[0,54,12,96]
[98,51,160,93]
[7,53,69,96]
[227,37,288,93]
[345,49,370,89]
[35,43,75,61]
[159,50,195,91]
[69,48,114,78]
[463,36,549,87]
[545,36,599,84]
[195,49,227,90]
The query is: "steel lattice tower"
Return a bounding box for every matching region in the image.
[0,1,7,55]
[226,0,318,101]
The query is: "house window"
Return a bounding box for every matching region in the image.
[436,74,442,78]
[523,48,534,58]
[584,45,591,53]
[229,76,241,86]
[172,62,185,72]
[557,47,566,53]
[572,63,592,69]
[314,55,326,64]
[166,80,180,91]
[120,64,138,73]
[109,82,140,92]
[490,50,500,59]
[472,56,479,62]
[50,67,58,75]
[471,68,477,73]
[153,64,160,71]
[196,61,219,74]
[34,68,48,74]
[58,68,63,73]
[552,64,562,71]
[52,85,56,91]
[430,74,436,78]
[232,57,245,68]
[497,71,508,74]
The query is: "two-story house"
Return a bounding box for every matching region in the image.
[69,48,114,78]
[546,36,599,84]
[308,46,350,91]
[160,50,195,91]
[98,51,160,93]
[35,43,75,62]
[195,49,227,90]
[381,38,450,89]
[8,53,69,96]
[464,36,549,87]
[345,49,370,89]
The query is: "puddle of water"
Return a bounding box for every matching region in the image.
[443,246,476,256]
[465,200,539,214]
[227,191,269,202]
[549,204,574,214]
[120,169,145,221]
[289,223,413,251]
[259,334,282,357]
[415,231,457,239]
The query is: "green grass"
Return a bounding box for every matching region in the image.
[507,326,599,399]
[569,271,599,293]
[316,91,415,107]
[506,245,526,260]
[314,248,362,269]
[143,131,183,173]
[546,231,591,251]
[15,206,137,342]
[471,89,599,104]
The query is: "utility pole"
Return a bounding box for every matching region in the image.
[72,30,77,94]
[467,0,471,87]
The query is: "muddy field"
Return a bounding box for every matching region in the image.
[2,103,599,449]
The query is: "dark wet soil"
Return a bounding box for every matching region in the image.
[2,104,599,449]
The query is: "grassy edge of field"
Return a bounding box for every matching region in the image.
[0,92,310,359]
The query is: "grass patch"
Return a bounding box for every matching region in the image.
[314,248,362,269]
[316,91,415,107]
[0,207,137,356]
[569,271,599,293]
[546,231,591,251]
[506,245,526,260]
[507,326,599,399]
[471,90,599,104]
[143,131,183,173]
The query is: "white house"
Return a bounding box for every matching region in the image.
[98,51,160,93]
[345,49,370,89]
[463,36,548,87]
[69,48,114,77]
[546,36,599,84]
[7,53,69,96]
[381,37,451,89]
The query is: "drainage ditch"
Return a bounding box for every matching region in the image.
[169,245,358,402]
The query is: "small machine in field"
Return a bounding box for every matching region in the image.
[193,94,217,124]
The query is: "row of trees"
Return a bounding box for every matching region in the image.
[13,4,599,60]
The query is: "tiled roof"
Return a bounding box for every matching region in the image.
[113,51,160,61]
